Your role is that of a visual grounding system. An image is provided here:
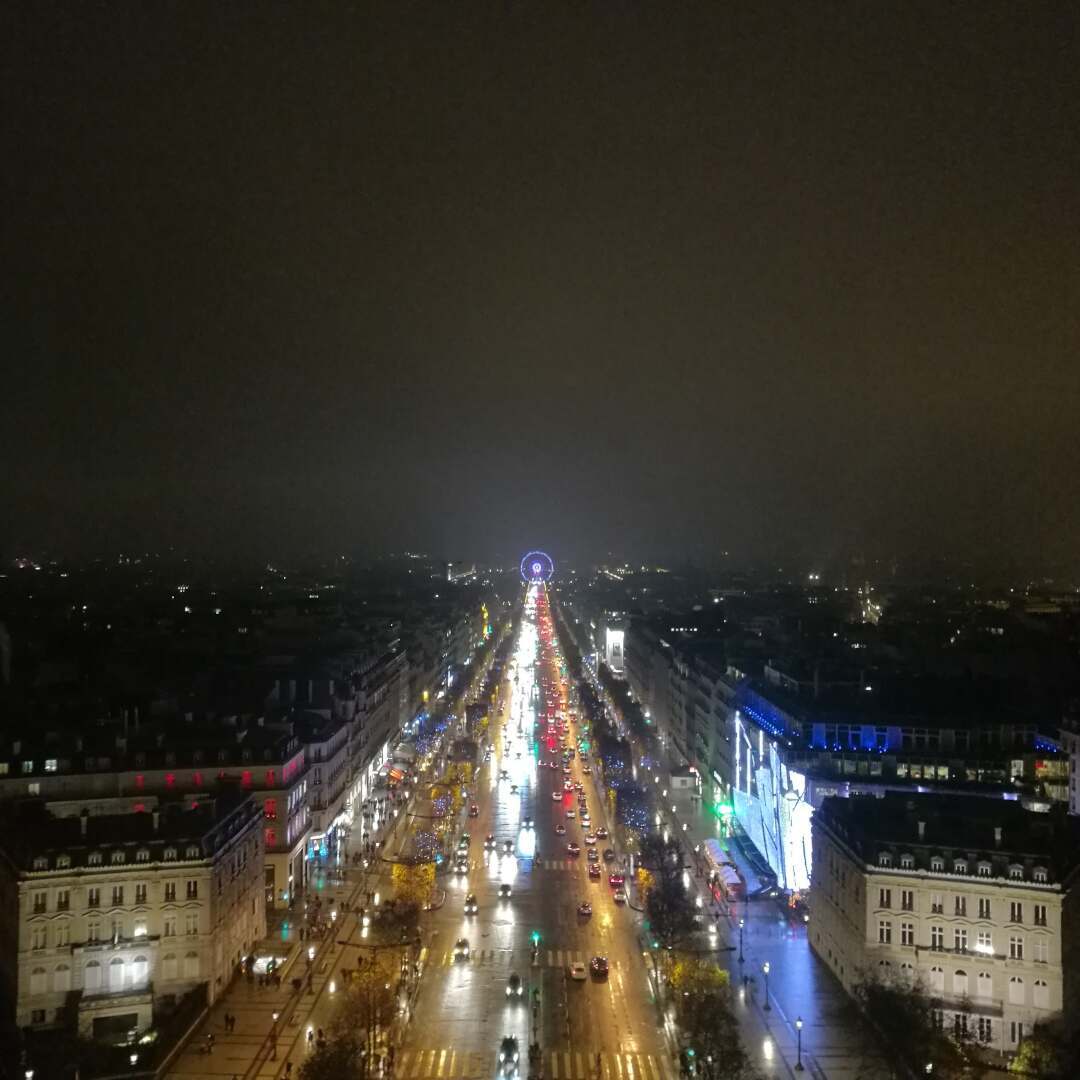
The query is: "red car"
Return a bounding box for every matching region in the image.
[567,843,581,856]
[608,873,625,887]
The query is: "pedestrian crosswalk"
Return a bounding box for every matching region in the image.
[537,858,595,871]
[394,1048,675,1080]
[436,948,621,970]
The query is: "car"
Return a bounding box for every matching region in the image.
[613,889,627,904]
[568,961,588,981]
[582,766,592,775]
[454,858,469,875]
[577,902,592,917]
[575,783,585,793]
[469,804,479,817]
[458,835,471,850]
[595,827,608,839]
[554,824,566,835]
[499,883,512,899]
[584,833,597,845]
[454,938,470,961]
[485,834,497,850]
[588,864,602,880]
[499,1035,520,1073]
[562,766,571,775]
[587,849,599,862]
[580,815,591,826]
[509,783,519,794]
[500,770,509,780]
[506,973,524,998]
[464,893,479,915]
[590,956,609,979]
[603,848,616,862]
[503,840,514,854]
[552,791,563,801]
[608,872,625,886]
[565,809,576,819]
[567,843,581,856]
[564,781,574,792]
[522,818,533,830]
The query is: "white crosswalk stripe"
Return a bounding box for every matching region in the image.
[398,1050,672,1080]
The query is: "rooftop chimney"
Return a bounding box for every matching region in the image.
[917,820,926,840]
[994,826,1003,848]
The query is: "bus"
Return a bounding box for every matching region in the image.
[702,838,745,901]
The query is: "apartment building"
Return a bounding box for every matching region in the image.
[0,794,264,1040]
[811,793,1080,1056]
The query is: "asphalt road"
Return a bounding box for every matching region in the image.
[401,590,677,1080]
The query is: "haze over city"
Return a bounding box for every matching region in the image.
[4,4,1078,573]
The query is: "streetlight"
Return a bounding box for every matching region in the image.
[762,961,771,1010]
[739,918,745,962]
[795,1017,804,1070]
[270,1010,280,1060]
[129,1053,139,1067]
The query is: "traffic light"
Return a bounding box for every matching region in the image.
[531,931,541,946]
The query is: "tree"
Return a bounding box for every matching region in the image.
[1010,1017,1080,1080]
[852,973,984,1080]
[392,860,435,908]
[640,834,697,953]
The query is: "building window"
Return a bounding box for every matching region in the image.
[111,885,124,906]
[1033,904,1047,927]
[164,847,177,861]
[56,923,70,947]
[900,854,914,869]
[53,963,71,992]
[31,926,47,950]
[1034,979,1050,1009]
[954,895,967,917]
[878,853,892,868]
[56,889,70,911]
[1010,901,1024,924]
[901,922,915,947]
[954,860,967,875]
[31,1008,47,1025]
[33,856,48,871]
[1033,937,1049,964]
[89,852,103,866]
[1033,867,1048,883]
[185,880,198,900]
[931,925,944,950]
[133,919,147,938]
[136,849,149,863]
[1009,975,1024,1004]
[87,921,101,943]
[931,892,944,914]
[901,889,915,912]
[1010,1021,1025,1045]
[954,928,968,953]
[952,970,968,996]
[32,891,47,914]
[111,851,125,864]
[879,920,892,944]
[977,1017,993,1044]
[1010,936,1024,960]
[186,845,200,859]
[1009,865,1023,881]
[56,855,70,869]
[879,888,892,909]
[977,862,991,877]
[977,971,992,998]
[264,798,277,820]
[163,916,176,937]
[164,882,176,902]
[185,914,199,936]
[931,857,944,872]
[978,897,991,920]
[976,930,993,954]
[135,884,147,904]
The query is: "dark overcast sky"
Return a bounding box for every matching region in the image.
[3,3,1078,570]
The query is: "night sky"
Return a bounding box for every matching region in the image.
[4,4,1078,569]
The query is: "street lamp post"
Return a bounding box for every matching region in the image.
[762,961,771,1010]
[271,1010,280,1060]
[738,918,745,962]
[795,1017,804,1070]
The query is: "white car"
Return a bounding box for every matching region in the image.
[568,961,588,981]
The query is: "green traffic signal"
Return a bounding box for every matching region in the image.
[531,931,541,945]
